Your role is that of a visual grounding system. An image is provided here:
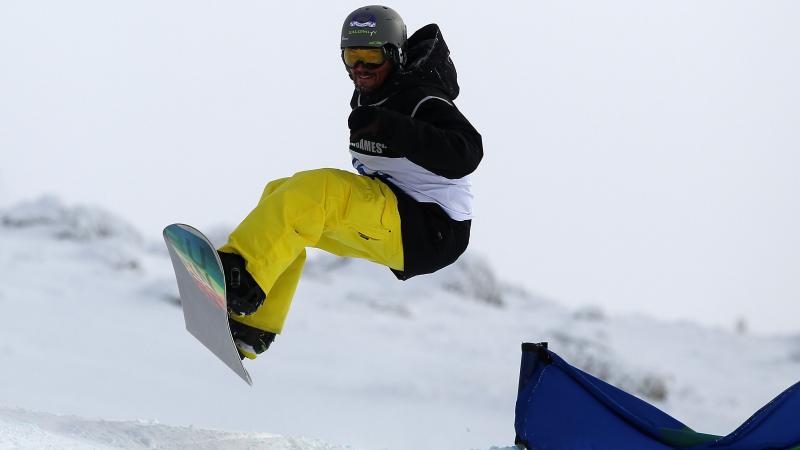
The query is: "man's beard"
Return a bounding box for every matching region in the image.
[353,78,377,94]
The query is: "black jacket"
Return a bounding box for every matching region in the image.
[348,24,483,280]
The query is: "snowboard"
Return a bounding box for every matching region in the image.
[163,223,252,386]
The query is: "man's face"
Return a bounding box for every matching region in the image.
[348,59,394,94]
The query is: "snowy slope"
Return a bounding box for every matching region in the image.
[0,407,347,450]
[0,196,798,450]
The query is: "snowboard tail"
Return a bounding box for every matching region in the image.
[163,224,252,385]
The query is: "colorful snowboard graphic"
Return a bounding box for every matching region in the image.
[163,224,252,385]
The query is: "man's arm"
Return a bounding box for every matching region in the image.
[349,100,483,179]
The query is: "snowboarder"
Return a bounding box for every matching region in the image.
[219,5,483,359]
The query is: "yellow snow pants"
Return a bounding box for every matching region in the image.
[218,168,404,334]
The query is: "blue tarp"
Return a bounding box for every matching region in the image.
[514,343,800,450]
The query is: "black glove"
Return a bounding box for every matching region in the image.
[229,318,276,360]
[348,106,383,141]
[348,106,405,157]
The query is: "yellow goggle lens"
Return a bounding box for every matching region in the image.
[342,48,386,68]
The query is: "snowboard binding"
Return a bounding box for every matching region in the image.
[217,251,266,316]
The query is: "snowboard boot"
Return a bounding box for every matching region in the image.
[229,318,276,360]
[217,251,266,316]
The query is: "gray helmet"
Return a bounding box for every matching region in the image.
[341,5,407,64]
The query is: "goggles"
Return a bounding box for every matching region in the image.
[342,47,387,69]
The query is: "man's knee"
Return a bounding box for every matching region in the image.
[263,177,290,197]
[262,169,336,196]
[287,168,350,192]
[261,169,353,205]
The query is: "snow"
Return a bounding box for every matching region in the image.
[0,196,798,449]
[0,407,345,450]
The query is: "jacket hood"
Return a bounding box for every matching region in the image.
[401,24,459,99]
[354,24,460,105]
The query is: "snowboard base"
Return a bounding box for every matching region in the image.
[163,223,252,385]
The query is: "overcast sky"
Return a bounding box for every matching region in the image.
[2,1,798,335]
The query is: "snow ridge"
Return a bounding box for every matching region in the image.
[0,407,346,450]
[0,196,798,450]
[2,196,143,244]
